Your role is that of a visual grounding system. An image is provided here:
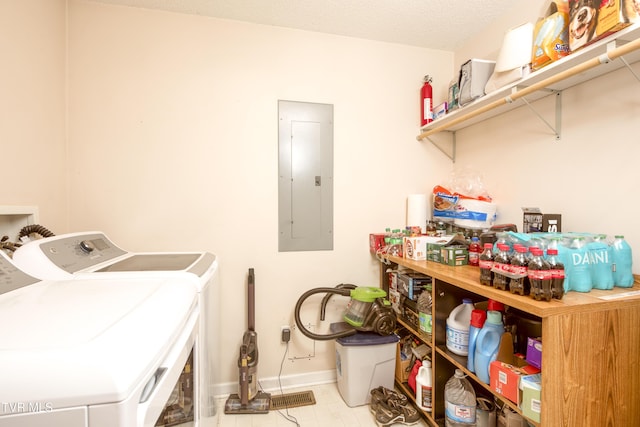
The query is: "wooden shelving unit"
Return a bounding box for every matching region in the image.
[382,255,640,427]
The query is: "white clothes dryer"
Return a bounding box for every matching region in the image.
[12,231,220,427]
[0,252,199,427]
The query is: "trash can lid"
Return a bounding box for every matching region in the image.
[331,322,399,346]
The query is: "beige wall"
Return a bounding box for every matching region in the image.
[452,1,640,273]
[6,0,639,393]
[0,0,67,232]
[66,0,453,389]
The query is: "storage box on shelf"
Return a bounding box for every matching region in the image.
[379,254,640,427]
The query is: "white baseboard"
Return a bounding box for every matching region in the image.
[214,369,337,397]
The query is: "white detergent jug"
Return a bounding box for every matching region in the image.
[446,298,474,356]
[415,360,432,412]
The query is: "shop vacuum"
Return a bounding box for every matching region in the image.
[224,268,271,414]
[294,284,396,340]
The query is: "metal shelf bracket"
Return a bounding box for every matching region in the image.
[426,131,456,162]
[620,55,640,83]
[516,90,562,140]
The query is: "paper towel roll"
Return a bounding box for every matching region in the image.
[406,194,428,233]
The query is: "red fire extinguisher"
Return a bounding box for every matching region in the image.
[420,75,433,127]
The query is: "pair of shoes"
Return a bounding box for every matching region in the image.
[373,399,421,426]
[374,399,405,426]
[370,386,404,415]
[370,386,407,413]
[369,387,420,426]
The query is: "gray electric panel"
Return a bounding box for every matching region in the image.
[278,100,333,252]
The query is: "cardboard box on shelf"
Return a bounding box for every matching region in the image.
[395,342,412,383]
[520,373,542,423]
[532,0,570,70]
[397,272,431,301]
[433,102,448,120]
[490,361,541,405]
[491,333,540,406]
[369,233,386,254]
[427,243,468,266]
[595,0,637,41]
[400,295,420,330]
[403,236,429,261]
[526,337,542,369]
[425,234,469,266]
[568,0,637,52]
[522,207,561,233]
[388,288,401,314]
[388,270,399,291]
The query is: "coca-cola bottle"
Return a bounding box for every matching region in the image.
[468,236,481,267]
[479,243,494,286]
[492,244,511,291]
[529,248,552,301]
[509,245,530,295]
[546,248,565,299]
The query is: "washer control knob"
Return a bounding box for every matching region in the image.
[79,240,95,254]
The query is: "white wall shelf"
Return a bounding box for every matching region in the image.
[417,22,640,153]
[0,206,39,240]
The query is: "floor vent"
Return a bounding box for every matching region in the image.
[270,390,316,410]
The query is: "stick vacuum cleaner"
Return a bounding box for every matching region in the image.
[224,268,271,414]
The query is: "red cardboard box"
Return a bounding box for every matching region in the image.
[490,361,541,404]
[369,233,386,254]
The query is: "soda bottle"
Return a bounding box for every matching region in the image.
[388,229,403,257]
[546,248,565,299]
[479,243,494,286]
[612,235,634,287]
[509,245,530,295]
[529,248,552,301]
[468,236,481,267]
[493,244,511,291]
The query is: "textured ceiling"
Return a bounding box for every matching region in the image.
[89,0,517,51]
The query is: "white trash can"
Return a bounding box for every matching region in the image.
[334,329,399,407]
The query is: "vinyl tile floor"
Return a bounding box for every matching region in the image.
[215,383,431,427]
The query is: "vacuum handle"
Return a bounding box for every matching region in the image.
[248,268,255,332]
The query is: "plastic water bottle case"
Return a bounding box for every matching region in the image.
[588,235,614,290]
[612,235,634,287]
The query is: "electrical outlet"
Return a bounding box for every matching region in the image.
[281,325,291,343]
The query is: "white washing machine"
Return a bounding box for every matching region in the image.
[0,252,199,427]
[12,231,220,427]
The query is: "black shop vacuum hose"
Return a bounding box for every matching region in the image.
[294,284,358,341]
